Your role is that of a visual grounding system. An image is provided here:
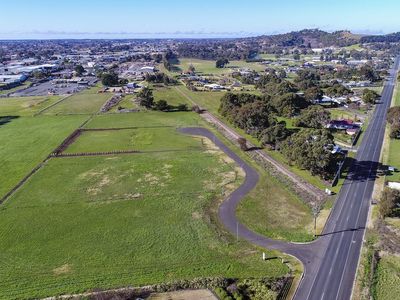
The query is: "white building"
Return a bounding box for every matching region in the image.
[204,83,225,91]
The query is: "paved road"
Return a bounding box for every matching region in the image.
[179,57,400,300]
[295,57,400,300]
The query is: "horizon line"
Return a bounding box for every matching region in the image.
[0,28,396,41]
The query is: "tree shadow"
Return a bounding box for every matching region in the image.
[342,157,392,183]
[247,146,263,151]
[170,65,182,73]
[318,226,365,237]
[0,116,19,127]
[288,127,301,134]
[169,58,182,73]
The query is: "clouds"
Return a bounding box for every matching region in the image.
[0,0,399,39]
[0,29,258,39]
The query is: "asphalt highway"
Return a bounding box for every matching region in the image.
[295,57,400,300]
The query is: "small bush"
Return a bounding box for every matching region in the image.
[237,137,248,151]
[214,287,233,300]
[192,105,202,113]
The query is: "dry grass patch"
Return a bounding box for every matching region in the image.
[148,289,217,300]
[53,264,72,276]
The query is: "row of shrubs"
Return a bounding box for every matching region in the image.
[214,278,288,300]
[81,277,288,300]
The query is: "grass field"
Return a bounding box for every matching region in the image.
[44,86,111,115]
[374,255,400,300]
[153,85,191,106]
[393,85,400,106]
[0,126,289,298]
[237,172,313,242]
[259,54,278,60]
[0,105,313,298]
[343,44,363,51]
[175,85,261,115]
[174,85,225,114]
[64,127,202,153]
[168,58,266,75]
[0,115,87,199]
[387,138,400,182]
[85,111,204,129]
[85,112,316,241]
[109,86,194,113]
[108,95,140,112]
[0,96,61,116]
[0,81,31,95]
[329,108,361,121]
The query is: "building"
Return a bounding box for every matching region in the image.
[140,66,156,73]
[313,95,333,104]
[326,119,359,130]
[0,74,27,84]
[204,83,225,91]
[0,74,28,90]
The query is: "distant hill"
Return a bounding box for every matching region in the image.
[175,29,400,60]
[251,29,400,47]
[248,29,362,48]
[361,32,400,43]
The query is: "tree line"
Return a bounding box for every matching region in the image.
[387,106,400,138]
[219,91,340,179]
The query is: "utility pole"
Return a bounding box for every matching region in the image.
[312,205,321,237]
[236,221,239,242]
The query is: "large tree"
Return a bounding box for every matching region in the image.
[218,93,277,138]
[387,106,400,138]
[295,69,320,90]
[274,81,299,95]
[294,105,331,129]
[281,128,335,178]
[379,188,400,217]
[272,92,308,117]
[325,83,352,97]
[232,100,277,137]
[216,58,229,68]
[219,93,261,119]
[387,106,400,125]
[362,88,380,104]
[137,87,154,109]
[154,99,169,111]
[74,65,85,76]
[101,72,119,87]
[304,86,323,101]
[359,64,380,82]
[260,122,290,147]
[188,64,196,73]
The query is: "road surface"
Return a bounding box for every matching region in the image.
[295,57,400,300]
[180,56,400,300]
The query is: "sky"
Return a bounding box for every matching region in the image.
[0,0,399,39]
